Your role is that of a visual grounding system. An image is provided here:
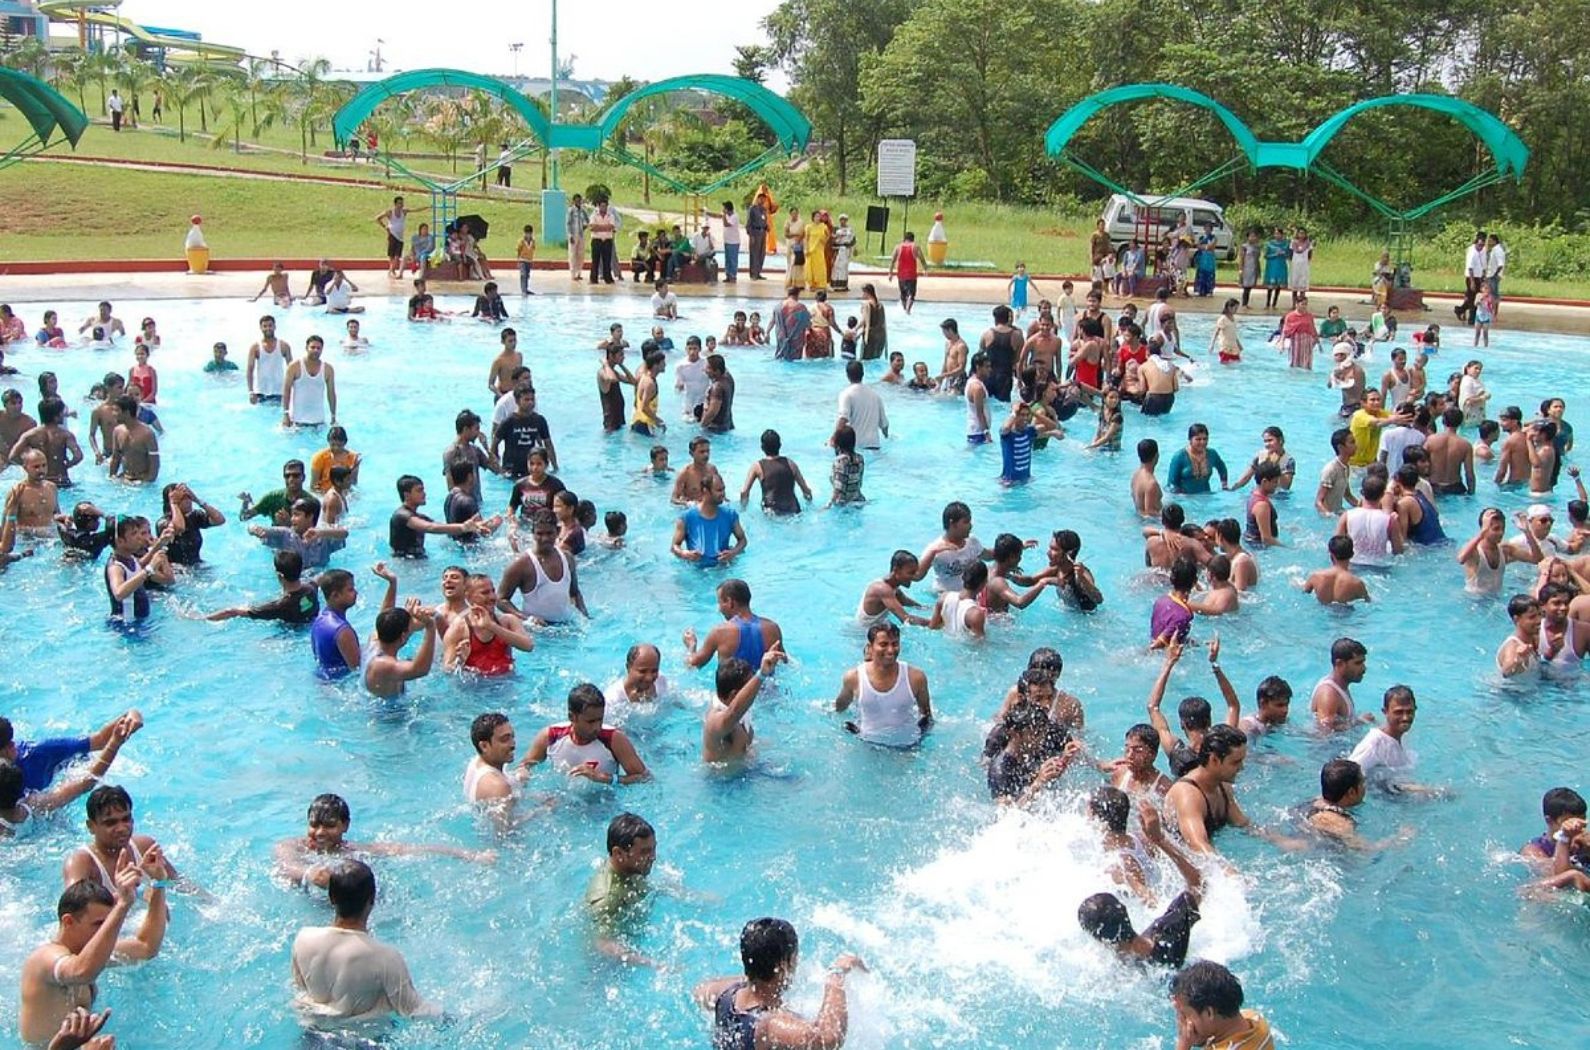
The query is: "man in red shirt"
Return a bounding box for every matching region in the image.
[888,233,928,314]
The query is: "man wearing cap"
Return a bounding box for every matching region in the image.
[1507,504,1566,561]
[1494,406,1530,486]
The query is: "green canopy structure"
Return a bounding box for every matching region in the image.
[1043,82,1529,276]
[0,67,89,171]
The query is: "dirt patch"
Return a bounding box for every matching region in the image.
[1035,227,1079,239]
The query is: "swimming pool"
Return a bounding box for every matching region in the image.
[0,289,1586,1049]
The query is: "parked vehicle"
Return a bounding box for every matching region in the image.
[1100,193,1235,260]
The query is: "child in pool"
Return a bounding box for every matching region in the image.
[1088,389,1124,452]
[204,343,238,373]
[597,510,628,549]
[129,345,158,404]
[643,445,672,476]
[1474,419,1499,462]
[747,312,767,345]
[839,317,860,360]
[134,317,160,349]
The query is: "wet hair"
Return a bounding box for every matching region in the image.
[1543,787,1587,822]
[318,568,354,600]
[942,501,971,528]
[1052,529,1081,557]
[866,621,902,644]
[1207,555,1232,584]
[1382,684,1415,711]
[1026,647,1063,675]
[566,682,605,717]
[1078,892,1134,945]
[1331,637,1367,665]
[0,760,23,809]
[993,532,1024,564]
[1256,676,1293,707]
[1137,438,1159,464]
[1540,581,1575,605]
[845,359,864,383]
[1187,423,1209,440]
[1178,694,1213,731]
[607,812,655,853]
[716,655,755,700]
[1569,500,1588,526]
[1197,724,1247,765]
[1327,534,1355,563]
[833,424,857,455]
[1213,518,1241,545]
[1507,593,1539,621]
[290,496,322,525]
[308,793,350,826]
[760,429,782,456]
[374,606,412,644]
[1170,960,1245,1017]
[604,510,627,536]
[740,917,799,981]
[1125,723,1159,753]
[1001,702,1048,743]
[1089,785,1131,834]
[1320,759,1363,803]
[1330,427,1353,454]
[1254,461,1281,485]
[889,549,919,574]
[58,879,115,919]
[470,712,509,755]
[1477,419,1500,442]
[970,350,991,372]
[273,550,305,581]
[86,784,132,822]
[454,409,481,434]
[328,860,376,919]
[1015,668,1055,698]
[396,474,424,499]
[448,459,475,486]
[962,560,989,592]
[718,578,752,607]
[992,305,1013,325]
[40,396,67,425]
[1161,504,1185,530]
[1170,555,1198,592]
[1395,464,1420,490]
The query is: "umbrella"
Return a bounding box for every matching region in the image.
[456,214,490,241]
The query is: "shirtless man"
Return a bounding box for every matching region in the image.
[1164,724,1255,856]
[1493,407,1530,486]
[463,713,525,824]
[684,578,784,671]
[19,868,166,1045]
[1309,637,1371,730]
[487,328,523,396]
[1303,535,1370,604]
[108,396,158,483]
[1133,438,1164,518]
[984,533,1052,613]
[8,449,59,531]
[1143,504,1210,570]
[9,398,83,486]
[77,302,125,342]
[856,550,931,627]
[273,793,491,889]
[671,436,720,504]
[1424,407,1475,496]
[251,262,294,307]
[244,315,292,405]
[595,323,629,354]
[0,389,34,455]
[936,318,969,393]
[85,375,124,465]
[702,647,786,763]
[1526,421,1558,496]
[1018,315,1062,378]
[363,600,438,698]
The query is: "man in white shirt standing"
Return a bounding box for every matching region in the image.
[835,359,888,450]
[1484,232,1506,304]
[1457,231,1487,324]
[691,223,718,283]
[1346,685,1441,796]
[108,90,124,131]
[720,201,742,281]
[674,336,710,421]
[291,860,437,1023]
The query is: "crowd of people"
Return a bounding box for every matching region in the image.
[0,233,1583,1048]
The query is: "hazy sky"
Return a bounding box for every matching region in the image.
[130,0,788,84]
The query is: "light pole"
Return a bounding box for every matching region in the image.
[540,0,568,249]
[548,0,560,190]
[509,42,523,79]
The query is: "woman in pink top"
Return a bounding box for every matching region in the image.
[1281,294,1318,371]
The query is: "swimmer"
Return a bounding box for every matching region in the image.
[1168,961,1276,1049]
[1243,462,1284,546]
[1188,556,1239,616]
[1133,438,1164,518]
[9,397,84,486]
[595,322,629,354]
[985,702,1076,806]
[310,564,397,681]
[250,262,295,307]
[684,578,784,671]
[598,510,628,549]
[1147,639,1241,777]
[605,643,671,705]
[0,717,131,842]
[833,622,933,747]
[1496,594,1543,677]
[856,550,932,628]
[1527,813,1590,895]
[54,501,112,560]
[1302,535,1370,605]
[363,599,439,698]
[1424,408,1476,496]
[1310,637,1371,730]
[157,482,226,566]
[913,500,1004,592]
[76,301,124,342]
[105,516,173,622]
[929,561,989,639]
[206,550,320,624]
[1163,725,1258,856]
[643,445,673,478]
[342,318,368,350]
[964,352,992,444]
[984,532,1052,612]
[1458,508,1539,595]
[63,785,194,899]
[1298,759,1411,850]
[204,342,239,374]
[18,870,165,1045]
[1346,685,1442,795]
[8,449,60,531]
[671,436,720,505]
[107,396,157,483]
[693,919,866,1050]
[671,472,746,566]
[1493,406,1530,485]
[322,465,354,526]
[497,509,588,623]
[1520,787,1588,870]
[1087,788,1162,905]
[1033,529,1104,611]
[1148,557,1199,647]
[273,793,492,891]
[281,336,338,428]
[1314,427,1359,515]
[471,281,507,322]
[1103,723,1173,796]
[993,649,1085,731]
[1535,582,1588,678]
[521,684,650,785]
[739,429,813,514]
[0,389,35,458]
[442,573,533,676]
[1335,473,1402,565]
[390,474,487,557]
[597,344,637,433]
[245,315,292,405]
[588,813,661,967]
[1204,519,1256,591]
[487,329,523,397]
[463,713,529,829]
[703,647,786,763]
[239,459,309,524]
[1078,802,1204,965]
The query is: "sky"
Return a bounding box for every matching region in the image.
[129,0,789,85]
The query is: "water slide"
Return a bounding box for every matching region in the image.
[38,0,245,64]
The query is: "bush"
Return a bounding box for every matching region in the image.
[584,183,612,205]
[945,167,996,202]
[1427,220,1590,282]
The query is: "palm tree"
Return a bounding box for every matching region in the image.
[210,76,271,154]
[52,50,91,114]
[290,57,332,162]
[163,64,208,142]
[118,56,160,128]
[421,96,468,173]
[87,49,119,115]
[244,57,274,137]
[3,38,51,79]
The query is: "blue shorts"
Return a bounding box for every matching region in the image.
[968,433,990,446]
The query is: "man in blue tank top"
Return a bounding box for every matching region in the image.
[310,563,399,680]
[683,579,784,672]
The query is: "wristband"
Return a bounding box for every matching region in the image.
[149,879,174,890]
[1209,662,1221,671]
[1556,830,1571,844]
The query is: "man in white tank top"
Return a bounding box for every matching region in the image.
[523,684,650,786]
[497,510,588,623]
[464,712,523,815]
[282,336,338,427]
[1309,637,1368,730]
[1335,474,1401,567]
[246,314,292,404]
[833,623,933,748]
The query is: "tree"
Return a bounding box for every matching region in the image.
[117,56,161,129]
[163,65,212,142]
[211,76,274,154]
[732,45,771,84]
[87,49,118,115]
[763,0,911,194]
[3,38,51,79]
[289,57,333,162]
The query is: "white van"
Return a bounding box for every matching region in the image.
[1100,194,1235,260]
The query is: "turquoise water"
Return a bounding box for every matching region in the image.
[0,290,1586,1049]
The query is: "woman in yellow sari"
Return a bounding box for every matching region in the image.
[805,210,832,292]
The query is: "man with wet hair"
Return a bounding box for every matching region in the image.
[1078,803,1204,966]
[703,648,787,762]
[522,684,650,786]
[363,596,439,699]
[1147,639,1241,777]
[856,550,932,628]
[693,918,866,1050]
[587,812,660,965]
[1164,725,1255,856]
[684,578,782,670]
[273,793,492,890]
[0,709,141,795]
[1106,723,1173,797]
[1168,960,1275,1049]
[290,860,438,1021]
[1238,676,1294,739]
[19,871,167,1043]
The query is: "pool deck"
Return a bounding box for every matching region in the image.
[4,266,1588,335]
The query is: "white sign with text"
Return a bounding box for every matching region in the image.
[876,139,917,197]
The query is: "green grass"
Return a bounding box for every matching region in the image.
[4,117,1588,298]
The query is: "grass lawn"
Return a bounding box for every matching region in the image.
[5,118,1588,299]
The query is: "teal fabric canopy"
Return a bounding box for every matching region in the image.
[332,68,551,147]
[0,67,88,151]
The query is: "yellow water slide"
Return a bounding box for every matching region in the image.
[39,0,245,64]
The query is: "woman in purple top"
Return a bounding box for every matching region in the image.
[1150,556,1198,647]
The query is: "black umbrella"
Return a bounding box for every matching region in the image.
[456,214,490,241]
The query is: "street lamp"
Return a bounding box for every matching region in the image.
[509,42,523,78]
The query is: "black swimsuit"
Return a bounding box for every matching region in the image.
[713,983,767,1050]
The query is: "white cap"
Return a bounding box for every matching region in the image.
[1527,503,1553,519]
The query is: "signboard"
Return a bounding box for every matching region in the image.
[876,139,917,197]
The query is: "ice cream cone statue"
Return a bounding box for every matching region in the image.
[756,182,780,255]
[185,215,210,275]
[927,211,948,266]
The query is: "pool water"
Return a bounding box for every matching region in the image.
[0,290,1587,1049]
